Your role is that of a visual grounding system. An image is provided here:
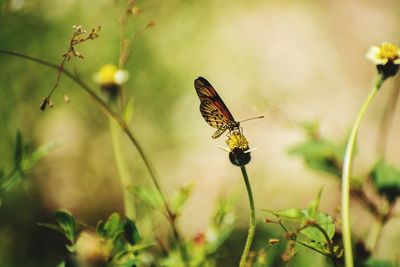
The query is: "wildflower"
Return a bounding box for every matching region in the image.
[366,42,400,79]
[94,64,129,99]
[226,131,251,166]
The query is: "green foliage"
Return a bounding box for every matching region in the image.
[0,130,57,197]
[288,123,345,177]
[131,186,163,210]
[39,210,78,252]
[265,190,338,262]
[171,182,194,215]
[363,258,399,267]
[371,160,400,203]
[97,212,141,246]
[42,211,149,266]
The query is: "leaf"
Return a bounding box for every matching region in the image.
[308,188,323,219]
[267,208,306,221]
[116,258,140,267]
[299,211,335,253]
[363,258,398,267]
[288,139,344,177]
[171,182,194,215]
[21,140,58,171]
[103,213,124,241]
[56,262,66,267]
[371,160,400,203]
[124,218,141,245]
[96,220,107,239]
[131,186,163,210]
[123,97,135,123]
[55,210,77,244]
[14,130,23,168]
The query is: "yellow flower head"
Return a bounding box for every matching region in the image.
[366,42,400,65]
[226,132,249,151]
[226,131,251,166]
[94,64,129,86]
[366,42,400,79]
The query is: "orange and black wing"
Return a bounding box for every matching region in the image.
[194,77,235,129]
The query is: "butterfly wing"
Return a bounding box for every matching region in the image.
[194,77,235,124]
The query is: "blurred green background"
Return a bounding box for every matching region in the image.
[1,0,400,266]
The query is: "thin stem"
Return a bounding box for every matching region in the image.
[341,74,384,267]
[109,117,136,220]
[0,49,189,265]
[239,166,256,267]
[376,80,400,157]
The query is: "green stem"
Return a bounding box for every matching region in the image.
[239,166,256,267]
[0,50,189,265]
[109,118,136,220]
[341,74,384,267]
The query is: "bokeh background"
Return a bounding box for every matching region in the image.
[1,0,400,266]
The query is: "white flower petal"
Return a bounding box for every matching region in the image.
[114,70,129,85]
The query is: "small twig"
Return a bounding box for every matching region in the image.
[40,25,101,111]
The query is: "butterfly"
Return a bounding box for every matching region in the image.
[194,77,240,138]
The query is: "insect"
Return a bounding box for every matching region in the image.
[194,77,263,138]
[194,77,240,138]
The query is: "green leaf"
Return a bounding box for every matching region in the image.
[171,182,194,215]
[56,261,66,267]
[55,210,77,244]
[96,220,107,239]
[308,188,323,219]
[288,139,344,177]
[299,211,335,253]
[103,213,124,241]
[131,186,163,210]
[363,258,398,267]
[371,160,400,203]
[267,208,306,221]
[123,97,135,123]
[21,140,58,171]
[14,130,23,168]
[124,218,141,245]
[116,258,140,267]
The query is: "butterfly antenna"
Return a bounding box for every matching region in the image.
[239,115,264,123]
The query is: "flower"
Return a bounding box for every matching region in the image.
[94,64,129,99]
[94,64,129,86]
[366,42,400,78]
[226,131,251,166]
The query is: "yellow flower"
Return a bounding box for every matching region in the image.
[226,131,251,166]
[366,42,400,65]
[226,132,249,151]
[366,42,400,78]
[93,64,129,86]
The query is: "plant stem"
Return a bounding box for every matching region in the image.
[341,74,384,267]
[0,49,189,265]
[376,80,400,157]
[239,166,256,267]
[109,118,136,220]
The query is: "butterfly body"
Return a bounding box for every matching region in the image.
[194,77,240,138]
